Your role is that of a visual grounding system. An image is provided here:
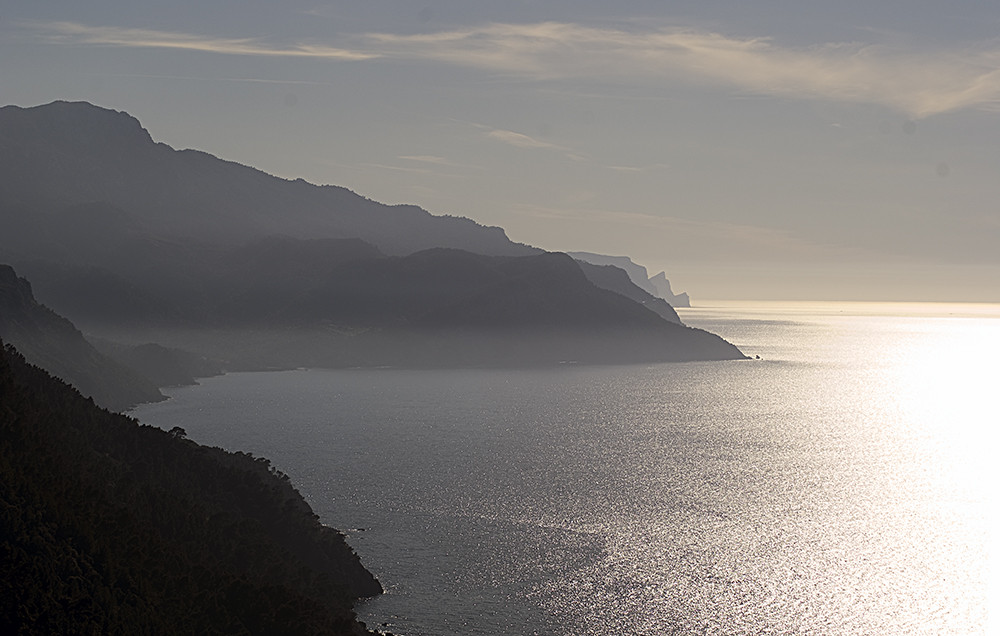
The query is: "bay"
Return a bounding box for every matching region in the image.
[132,301,999,635]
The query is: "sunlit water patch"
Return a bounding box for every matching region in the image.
[133,302,998,634]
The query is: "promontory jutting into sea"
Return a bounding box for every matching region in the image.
[2,100,996,635]
[133,301,996,635]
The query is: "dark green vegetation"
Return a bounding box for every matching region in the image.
[0,338,381,634]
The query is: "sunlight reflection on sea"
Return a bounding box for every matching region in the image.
[679,301,998,634]
[133,301,999,635]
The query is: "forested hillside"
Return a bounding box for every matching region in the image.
[0,338,381,635]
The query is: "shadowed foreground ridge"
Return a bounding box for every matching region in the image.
[0,338,381,635]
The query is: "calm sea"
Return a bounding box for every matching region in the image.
[132,301,999,635]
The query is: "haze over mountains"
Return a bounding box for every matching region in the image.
[0,264,164,410]
[0,97,742,633]
[569,251,690,309]
[0,101,528,257]
[0,100,744,380]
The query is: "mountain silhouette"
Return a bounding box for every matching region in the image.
[0,101,744,370]
[0,100,533,256]
[569,251,691,307]
[574,260,682,323]
[0,264,164,410]
[649,271,690,308]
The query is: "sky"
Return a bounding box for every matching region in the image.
[2,1,999,301]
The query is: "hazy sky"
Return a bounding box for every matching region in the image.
[3,1,999,301]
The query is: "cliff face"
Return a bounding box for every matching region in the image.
[567,251,660,296]
[0,264,164,410]
[574,261,682,324]
[649,271,690,308]
[0,339,380,634]
[569,252,692,307]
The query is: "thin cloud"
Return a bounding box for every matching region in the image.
[28,21,377,60]
[608,166,644,173]
[361,161,469,179]
[88,72,333,86]
[486,129,563,150]
[364,22,1000,118]
[485,129,586,161]
[397,154,471,169]
[25,20,1000,117]
[608,163,671,173]
[359,162,434,175]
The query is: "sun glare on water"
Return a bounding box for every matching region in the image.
[685,301,1000,633]
[874,305,1000,631]
[797,302,999,633]
[132,300,1000,634]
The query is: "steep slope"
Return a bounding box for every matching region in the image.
[178,249,745,368]
[190,246,687,335]
[0,264,164,410]
[569,251,691,307]
[649,271,691,307]
[574,261,682,324]
[9,230,746,367]
[90,338,225,388]
[568,251,661,296]
[0,100,534,257]
[0,100,743,367]
[409,251,668,330]
[0,339,380,634]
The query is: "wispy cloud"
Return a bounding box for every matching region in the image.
[87,72,334,86]
[26,20,1000,117]
[364,22,1000,118]
[360,161,472,180]
[359,162,434,175]
[486,129,562,150]
[608,163,671,173]
[397,154,471,169]
[484,128,586,161]
[29,21,376,60]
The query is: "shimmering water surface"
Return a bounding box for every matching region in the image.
[133,302,999,635]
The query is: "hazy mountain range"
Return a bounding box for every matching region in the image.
[568,252,690,308]
[0,100,528,257]
[0,100,744,390]
[0,99,744,633]
[0,264,164,409]
[0,264,228,409]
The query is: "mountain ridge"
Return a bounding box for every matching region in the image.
[0,100,534,257]
[0,263,165,410]
[569,251,691,307]
[0,100,745,369]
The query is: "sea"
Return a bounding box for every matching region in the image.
[131,301,999,635]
